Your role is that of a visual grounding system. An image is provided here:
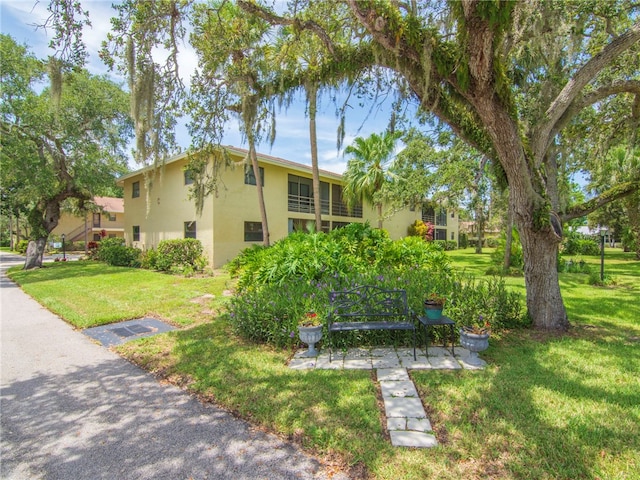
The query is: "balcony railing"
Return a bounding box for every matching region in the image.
[332,202,362,218]
[288,194,330,215]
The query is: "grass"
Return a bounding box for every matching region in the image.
[7,250,640,479]
[7,260,230,328]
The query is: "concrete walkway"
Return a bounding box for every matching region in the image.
[0,252,348,480]
[290,346,486,448]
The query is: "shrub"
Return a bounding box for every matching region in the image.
[562,232,600,256]
[433,240,457,251]
[407,220,434,241]
[139,248,159,270]
[444,275,530,332]
[227,230,528,348]
[155,239,207,273]
[15,239,29,254]
[486,237,499,248]
[488,228,524,274]
[459,233,468,249]
[588,272,616,286]
[559,258,592,274]
[96,237,141,267]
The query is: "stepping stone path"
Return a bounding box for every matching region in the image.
[289,346,486,448]
[378,367,437,448]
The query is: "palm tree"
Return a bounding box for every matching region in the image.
[343,131,400,228]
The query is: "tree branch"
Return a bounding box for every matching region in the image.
[534,21,640,158]
[561,180,640,222]
[552,80,640,137]
[237,0,337,56]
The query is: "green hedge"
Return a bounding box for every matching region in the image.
[96,237,141,267]
[227,225,529,349]
[154,239,207,274]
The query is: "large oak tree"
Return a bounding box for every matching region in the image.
[0,34,132,268]
[237,0,640,330]
[45,0,639,330]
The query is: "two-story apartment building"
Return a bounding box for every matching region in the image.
[51,196,125,243]
[118,146,458,268]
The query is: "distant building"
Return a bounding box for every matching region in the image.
[118,146,459,268]
[50,196,125,244]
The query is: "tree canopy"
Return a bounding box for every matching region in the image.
[41,0,639,330]
[0,34,133,268]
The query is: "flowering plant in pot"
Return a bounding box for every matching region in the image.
[459,315,490,366]
[461,314,491,335]
[299,311,321,327]
[297,312,322,357]
[424,293,446,319]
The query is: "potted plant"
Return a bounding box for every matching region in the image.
[297,312,323,357]
[459,315,491,365]
[424,293,446,319]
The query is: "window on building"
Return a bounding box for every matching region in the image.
[331,184,362,218]
[184,221,196,239]
[93,213,101,228]
[108,213,116,222]
[244,221,263,242]
[435,228,447,240]
[288,218,330,234]
[133,225,140,242]
[245,166,265,186]
[132,181,140,198]
[184,169,194,185]
[332,221,352,230]
[288,175,311,212]
[422,206,435,225]
[451,231,455,241]
[436,209,448,226]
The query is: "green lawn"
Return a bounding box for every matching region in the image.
[8,261,230,328]
[7,250,640,479]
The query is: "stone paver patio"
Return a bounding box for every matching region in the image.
[289,346,487,448]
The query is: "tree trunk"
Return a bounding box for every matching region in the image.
[249,143,270,246]
[503,202,513,271]
[15,212,21,247]
[519,225,568,330]
[9,213,14,251]
[624,192,640,259]
[306,82,323,232]
[475,202,484,254]
[376,203,383,229]
[24,238,47,269]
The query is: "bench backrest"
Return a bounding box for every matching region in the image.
[328,286,409,321]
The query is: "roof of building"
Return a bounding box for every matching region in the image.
[94,196,124,213]
[117,145,343,183]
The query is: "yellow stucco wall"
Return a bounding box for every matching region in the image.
[122,157,215,263]
[50,210,125,242]
[120,148,459,268]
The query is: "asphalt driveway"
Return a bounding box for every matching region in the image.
[0,252,347,480]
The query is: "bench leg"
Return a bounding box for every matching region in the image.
[449,324,455,356]
[423,324,430,357]
[413,329,416,360]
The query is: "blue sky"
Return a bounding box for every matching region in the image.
[1,1,394,174]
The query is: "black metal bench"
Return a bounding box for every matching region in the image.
[327,285,417,362]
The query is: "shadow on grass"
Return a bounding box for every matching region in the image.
[413,331,640,479]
